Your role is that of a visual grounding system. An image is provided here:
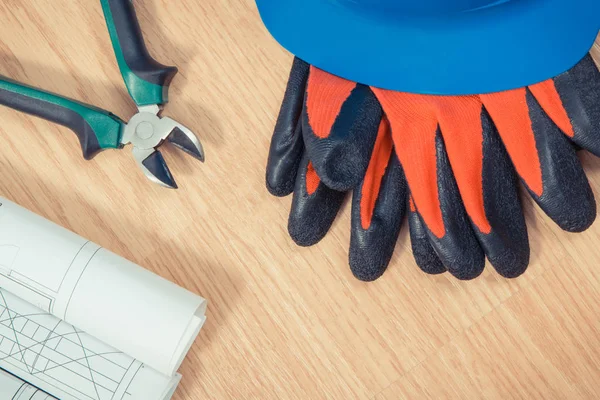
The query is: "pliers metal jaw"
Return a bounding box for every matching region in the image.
[0,0,204,189]
[122,105,204,189]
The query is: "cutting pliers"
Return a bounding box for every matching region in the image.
[0,0,204,189]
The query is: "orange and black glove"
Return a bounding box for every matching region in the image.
[266,58,407,281]
[267,54,600,281]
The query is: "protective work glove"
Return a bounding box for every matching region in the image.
[266,58,408,281]
[266,54,600,281]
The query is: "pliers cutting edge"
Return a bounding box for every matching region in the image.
[0,0,204,189]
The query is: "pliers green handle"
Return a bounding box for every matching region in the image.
[102,0,177,107]
[0,0,203,189]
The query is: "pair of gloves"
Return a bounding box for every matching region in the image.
[266,54,600,281]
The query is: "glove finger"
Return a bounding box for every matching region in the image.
[407,197,446,275]
[266,57,309,196]
[303,66,382,191]
[349,119,407,281]
[476,111,529,278]
[482,88,596,232]
[426,130,486,280]
[373,89,485,280]
[531,54,600,156]
[288,153,346,246]
[438,100,530,278]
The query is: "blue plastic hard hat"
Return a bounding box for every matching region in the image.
[256,0,600,94]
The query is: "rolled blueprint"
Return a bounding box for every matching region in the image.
[0,367,55,399]
[0,197,207,400]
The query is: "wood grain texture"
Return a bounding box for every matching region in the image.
[0,1,599,399]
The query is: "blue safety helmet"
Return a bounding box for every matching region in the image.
[256,0,600,94]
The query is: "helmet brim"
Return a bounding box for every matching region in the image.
[257,0,600,94]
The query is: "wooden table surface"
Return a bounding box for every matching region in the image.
[1,1,600,399]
